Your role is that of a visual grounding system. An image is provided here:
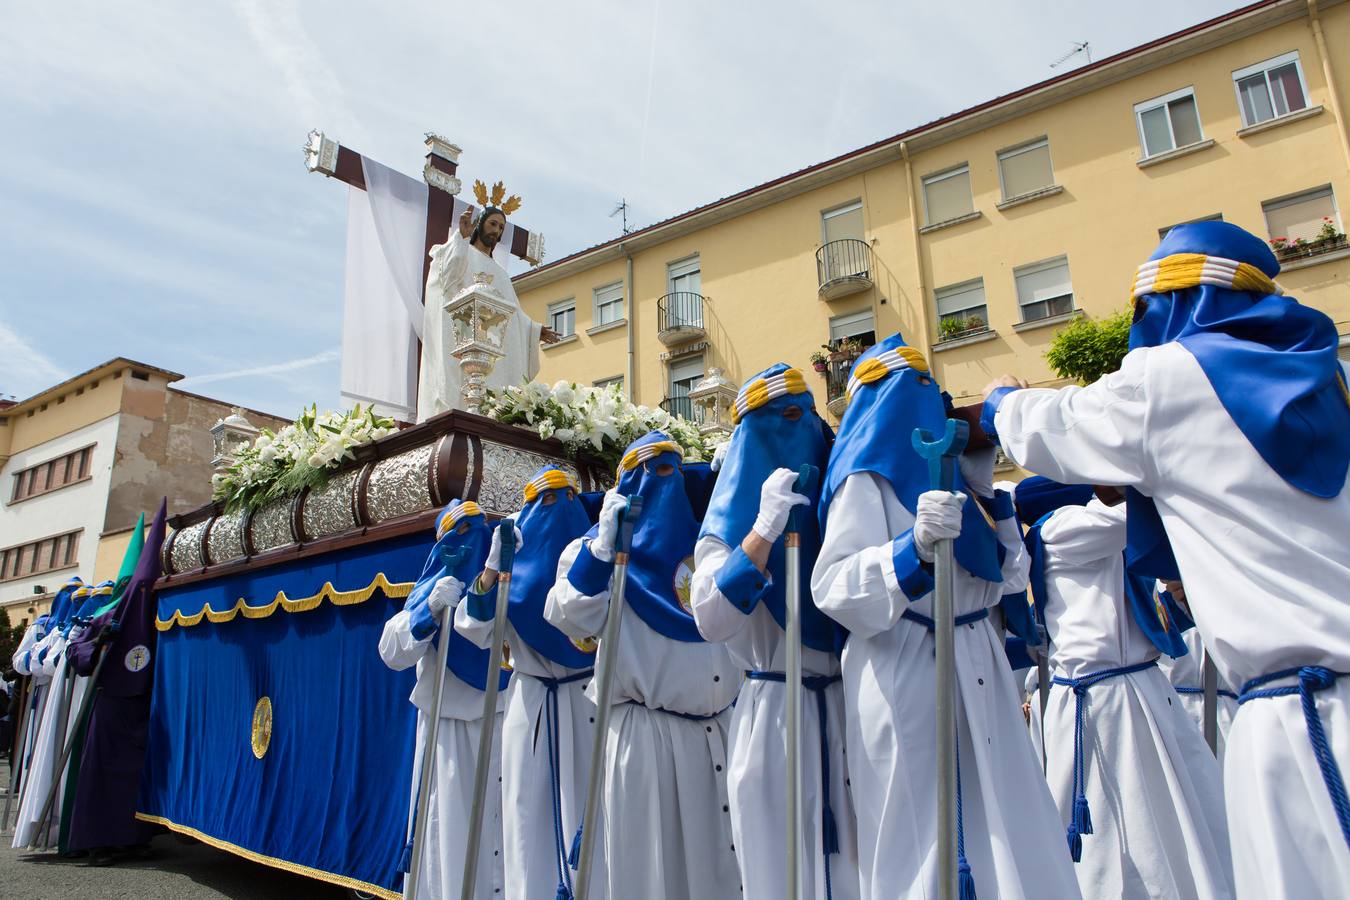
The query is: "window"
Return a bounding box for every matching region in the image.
[667,256,702,296]
[828,309,877,349]
[1234,52,1309,127]
[820,201,869,281]
[1014,257,1075,322]
[1134,88,1203,158]
[0,530,81,582]
[998,139,1055,200]
[665,355,705,421]
[10,444,95,503]
[593,282,625,326]
[1159,213,1223,239]
[1263,185,1340,244]
[922,165,974,225]
[547,299,576,338]
[935,279,988,336]
[594,375,624,392]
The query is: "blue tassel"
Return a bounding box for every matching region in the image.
[958,854,977,900]
[1067,827,1083,864]
[555,882,574,900]
[1071,795,1093,836]
[822,806,840,856]
[398,841,413,874]
[568,823,583,870]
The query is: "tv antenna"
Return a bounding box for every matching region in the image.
[1051,41,1091,69]
[609,198,632,235]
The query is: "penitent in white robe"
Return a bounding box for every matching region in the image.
[544,539,743,900]
[378,608,504,900]
[1030,498,1232,900]
[811,473,1082,900]
[1158,629,1239,765]
[417,231,542,422]
[453,560,605,900]
[690,535,860,900]
[992,343,1350,900]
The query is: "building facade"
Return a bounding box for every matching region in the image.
[514,0,1350,428]
[0,359,288,625]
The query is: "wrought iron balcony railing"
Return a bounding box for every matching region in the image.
[656,292,706,346]
[816,239,873,300]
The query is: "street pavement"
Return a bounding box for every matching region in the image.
[0,761,351,900]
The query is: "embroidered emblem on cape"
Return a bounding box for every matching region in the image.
[673,556,696,613]
[124,644,150,672]
[251,696,273,760]
[570,635,599,654]
[1153,594,1171,631]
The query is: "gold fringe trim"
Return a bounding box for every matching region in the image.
[134,812,401,900]
[156,573,415,632]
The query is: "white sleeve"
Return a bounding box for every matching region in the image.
[995,347,1156,490]
[453,600,493,650]
[810,473,919,640]
[995,513,1031,594]
[1040,499,1128,567]
[378,609,431,672]
[432,231,472,298]
[690,536,754,644]
[544,539,610,639]
[11,625,37,674]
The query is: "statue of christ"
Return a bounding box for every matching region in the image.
[417,204,560,421]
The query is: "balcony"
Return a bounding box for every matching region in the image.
[816,239,873,301]
[1272,233,1348,266]
[657,292,706,346]
[818,345,864,419]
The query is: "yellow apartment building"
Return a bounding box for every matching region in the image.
[514,0,1350,427]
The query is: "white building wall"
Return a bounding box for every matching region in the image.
[0,414,120,613]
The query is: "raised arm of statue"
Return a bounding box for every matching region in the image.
[431,231,472,298]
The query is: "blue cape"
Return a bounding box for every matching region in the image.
[699,363,841,653]
[407,500,510,692]
[819,333,1003,583]
[1127,221,1350,580]
[45,578,84,630]
[510,468,599,668]
[1015,477,1190,658]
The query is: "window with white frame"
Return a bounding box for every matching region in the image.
[1134,88,1204,158]
[820,201,868,280]
[1262,185,1341,244]
[594,375,624,392]
[934,279,988,336]
[1158,213,1223,239]
[1234,52,1310,127]
[1014,257,1074,322]
[665,355,705,421]
[922,165,974,225]
[547,299,576,337]
[667,256,702,296]
[828,309,877,348]
[593,281,625,326]
[998,138,1055,200]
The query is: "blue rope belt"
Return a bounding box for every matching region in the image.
[745,670,843,900]
[525,669,594,900]
[1239,666,1350,853]
[902,604,990,899]
[1174,686,1238,699]
[1051,659,1158,862]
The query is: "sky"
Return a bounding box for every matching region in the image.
[0,0,1241,418]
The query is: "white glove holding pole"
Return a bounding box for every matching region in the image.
[957,446,996,499]
[589,489,627,563]
[486,525,523,572]
[751,467,810,543]
[710,441,730,472]
[913,490,966,563]
[427,576,464,614]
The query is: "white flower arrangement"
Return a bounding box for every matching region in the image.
[482,380,711,471]
[212,404,396,512]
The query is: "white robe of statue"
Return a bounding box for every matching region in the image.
[378,607,505,900]
[1029,498,1232,900]
[991,344,1350,900]
[417,231,542,422]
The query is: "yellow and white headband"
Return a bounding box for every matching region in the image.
[438,501,484,538]
[846,346,930,401]
[618,440,684,475]
[1132,253,1281,300]
[523,469,579,503]
[731,368,809,425]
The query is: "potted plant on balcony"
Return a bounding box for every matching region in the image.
[810,350,829,374]
[938,314,987,343]
[1270,219,1349,262]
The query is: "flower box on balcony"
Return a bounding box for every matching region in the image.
[1273,234,1349,263]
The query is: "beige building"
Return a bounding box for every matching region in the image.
[514,0,1350,427]
[0,359,287,626]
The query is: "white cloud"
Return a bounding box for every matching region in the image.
[0,323,68,400]
[176,348,341,387]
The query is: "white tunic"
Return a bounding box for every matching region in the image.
[1157,629,1239,764]
[378,609,504,900]
[417,231,542,422]
[544,538,743,900]
[810,473,1082,900]
[454,568,605,900]
[690,535,861,900]
[993,343,1350,899]
[1031,498,1232,899]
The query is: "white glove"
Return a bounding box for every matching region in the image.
[913,490,966,563]
[486,526,524,572]
[427,576,464,614]
[710,441,730,473]
[589,489,627,563]
[958,446,996,499]
[751,468,810,543]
